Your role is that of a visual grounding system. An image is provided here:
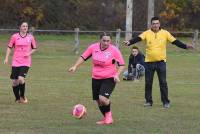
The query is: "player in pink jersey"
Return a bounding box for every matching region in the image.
[69,32,125,125]
[4,22,37,104]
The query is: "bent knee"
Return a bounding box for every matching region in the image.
[12,80,19,87]
[18,76,25,84]
[99,95,110,105]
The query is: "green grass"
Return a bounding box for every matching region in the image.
[0,34,200,134]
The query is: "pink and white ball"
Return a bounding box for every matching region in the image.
[72,104,87,119]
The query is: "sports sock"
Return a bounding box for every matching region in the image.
[103,103,111,113]
[13,85,20,101]
[19,83,25,97]
[98,105,105,116]
[99,103,111,116]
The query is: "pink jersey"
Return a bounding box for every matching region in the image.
[81,42,125,79]
[8,33,37,67]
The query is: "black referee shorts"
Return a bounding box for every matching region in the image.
[10,66,29,79]
[92,78,116,100]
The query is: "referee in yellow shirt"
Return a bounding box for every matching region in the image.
[124,17,193,108]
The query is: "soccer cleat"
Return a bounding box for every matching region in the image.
[96,111,113,125]
[163,103,170,108]
[104,111,113,124]
[20,96,28,104]
[96,117,105,125]
[144,102,152,107]
[15,100,22,103]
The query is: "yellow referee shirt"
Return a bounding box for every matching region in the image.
[139,29,176,62]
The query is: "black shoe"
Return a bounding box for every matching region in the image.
[144,102,152,107]
[163,103,170,108]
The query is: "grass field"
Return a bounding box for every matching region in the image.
[0,34,200,134]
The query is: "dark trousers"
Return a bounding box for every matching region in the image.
[145,61,170,105]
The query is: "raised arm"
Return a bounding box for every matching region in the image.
[167,31,194,50]
[124,37,142,46]
[172,40,194,50]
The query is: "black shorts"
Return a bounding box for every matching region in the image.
[10,66,29,79]
[92,78,116,100]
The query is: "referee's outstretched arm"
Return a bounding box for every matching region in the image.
[123,37,142,46]
[172,39,194,49]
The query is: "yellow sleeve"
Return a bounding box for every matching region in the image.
[139,31,146,40]
[166,31,176,43]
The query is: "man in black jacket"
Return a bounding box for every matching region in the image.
[123,46,145,81]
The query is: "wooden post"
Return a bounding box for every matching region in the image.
[30,26,35,35]
[147,0,154,28]
[125,0,133,40]
[74,28,80,54]
[115,29,121,48]
[193,29,199,50]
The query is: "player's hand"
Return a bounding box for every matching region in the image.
[186,45,194,50]
[3,59,8,64]
[114,75,120,83]
[123,41,130,46]
[68,66,77,73]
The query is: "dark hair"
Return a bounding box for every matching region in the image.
[17,21,29,27]
[151,16,160,23]
[100,32,112,39]
[132,46,139,50]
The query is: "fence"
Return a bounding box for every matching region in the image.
[0,28,199,54]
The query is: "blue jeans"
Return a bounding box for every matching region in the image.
[145,61,170,105]
[123,64,145,80]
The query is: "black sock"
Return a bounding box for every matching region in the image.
[13,85,20,101]
[99,103,111,116]
[19,83,25,97]
[103,103,111,113]
[99,106,106,116]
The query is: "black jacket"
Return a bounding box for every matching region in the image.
[128,52,145,73]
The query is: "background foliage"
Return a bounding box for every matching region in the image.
[0,0,199,30]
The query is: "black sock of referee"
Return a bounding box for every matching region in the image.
[12,85,20,101]
[19,83,25,97]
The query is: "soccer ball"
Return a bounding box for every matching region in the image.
[72,104,87,119]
